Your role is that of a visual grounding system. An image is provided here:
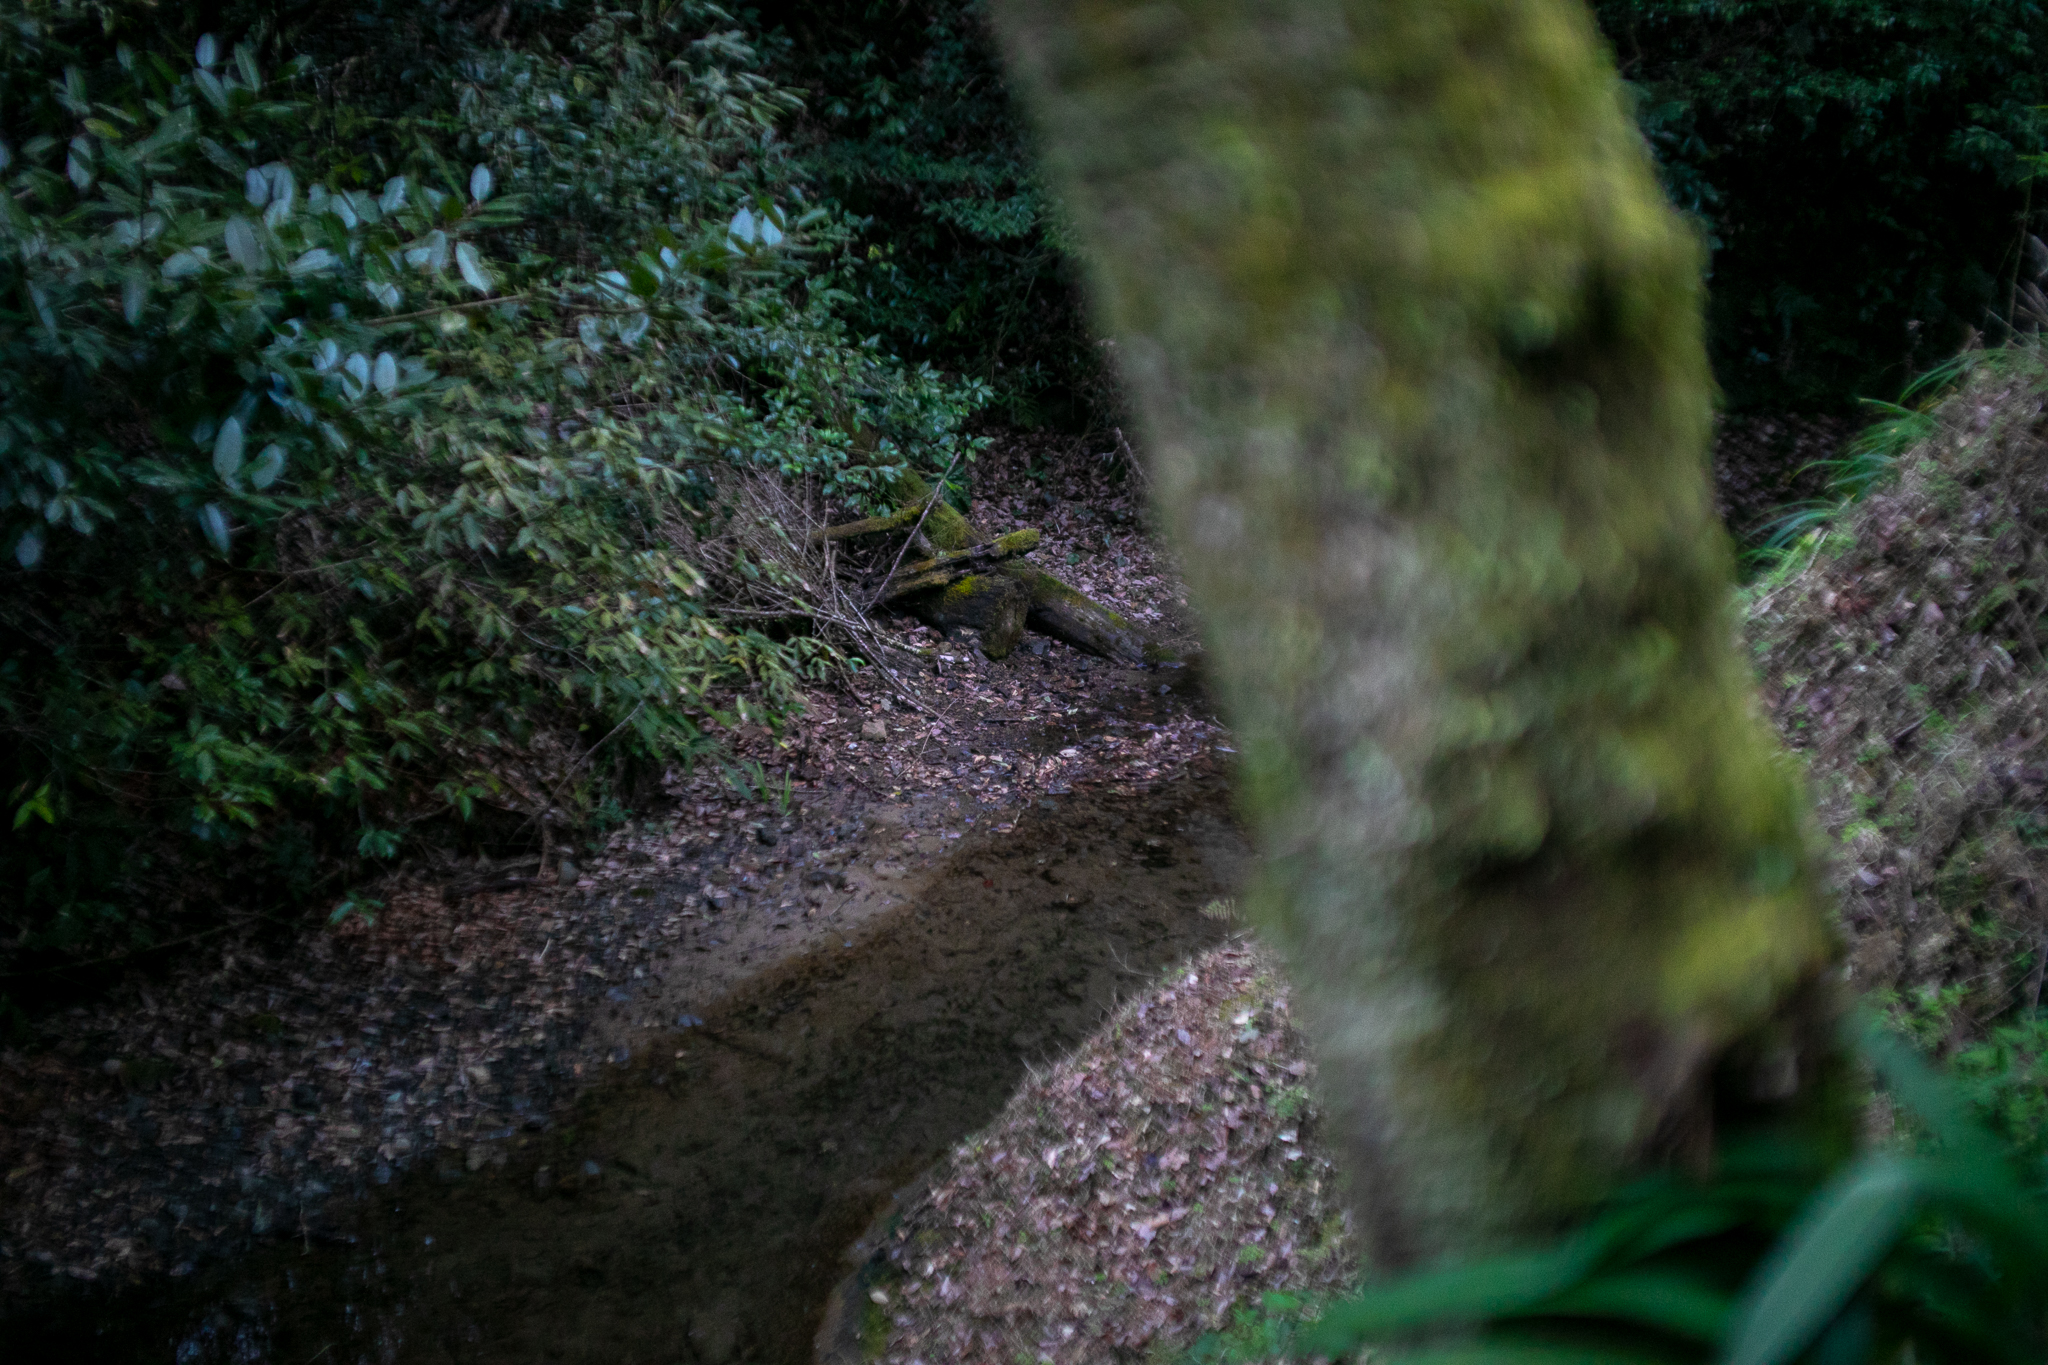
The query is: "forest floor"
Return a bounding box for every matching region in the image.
[0,413,1883,1361]
[0,432,1228,1304]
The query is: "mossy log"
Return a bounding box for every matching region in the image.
[868,529,1042,602]
[807,502,931,544]
[991,0,1846,1269]
[872,469,1179,665]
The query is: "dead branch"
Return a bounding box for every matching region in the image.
[867,529,1042,602]
[808,503,930,543]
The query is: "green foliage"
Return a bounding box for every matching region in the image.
[1191,1022,2048,1365]
[1597,0,2048,410]
[759,0,1111,427]
[0,0,986,982]
[1742,348,2001,577]
[774,0,2048,419]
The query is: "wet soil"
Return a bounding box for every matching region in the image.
[2,766,1247,1365]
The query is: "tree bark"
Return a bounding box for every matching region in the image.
[989,0,1846,1268]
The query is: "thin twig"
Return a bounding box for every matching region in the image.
[526,701,646,839]
[866,451,963,613]
[370,294,530,326]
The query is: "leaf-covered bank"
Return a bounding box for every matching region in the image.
[849,351,2048,1365]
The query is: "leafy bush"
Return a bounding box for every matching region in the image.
[759,0,1112,428]
[0,1,985,987]
[1597,0,2048,411]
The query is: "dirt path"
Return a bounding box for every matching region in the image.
[1,437,1244,1356]
[5,768,1246,1364]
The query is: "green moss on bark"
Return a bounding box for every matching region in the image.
[991,0,1845,1265]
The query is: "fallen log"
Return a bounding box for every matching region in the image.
[866,529,1041,602]
[873,469,1187,665]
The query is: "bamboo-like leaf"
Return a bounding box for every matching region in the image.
[1301,1249,1594,1354]
[1721,1153,1921,1365]
[261,163,295,223]
[455,241,491,294]
[248,444,286,490]
[197,503,231,553]
[193,68,228,113]
[1398,1346,1669,1365]
[121,270,148,325]
[1536,1269,1730,1343]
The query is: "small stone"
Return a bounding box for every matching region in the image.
[861,718,889,742]
[873,861,907,880]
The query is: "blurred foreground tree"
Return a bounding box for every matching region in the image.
[990,0,1847,1264]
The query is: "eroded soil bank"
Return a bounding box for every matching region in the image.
[3,768,1246,1364]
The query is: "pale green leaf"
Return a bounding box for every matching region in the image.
[1722,1154,1921,1365]
[198,503,231,553]
[249,444,286,490]
[212,417,245,481]
[224,215,262,271]
[455,241,491,294]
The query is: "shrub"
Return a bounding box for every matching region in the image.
[1597,0,2048,410]
[0,1,986,988]
[759,0,1112,428]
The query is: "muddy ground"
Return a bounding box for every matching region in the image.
[6,767,1246,1364]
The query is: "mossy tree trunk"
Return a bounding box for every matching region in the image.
[989,0,1847,1266]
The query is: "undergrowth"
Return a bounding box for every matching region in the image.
[0,1,986,1005]
[1191,1022,2048,1365]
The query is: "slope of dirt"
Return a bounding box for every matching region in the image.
[823,940,1355,1365]
[1746,363,2048,1036]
